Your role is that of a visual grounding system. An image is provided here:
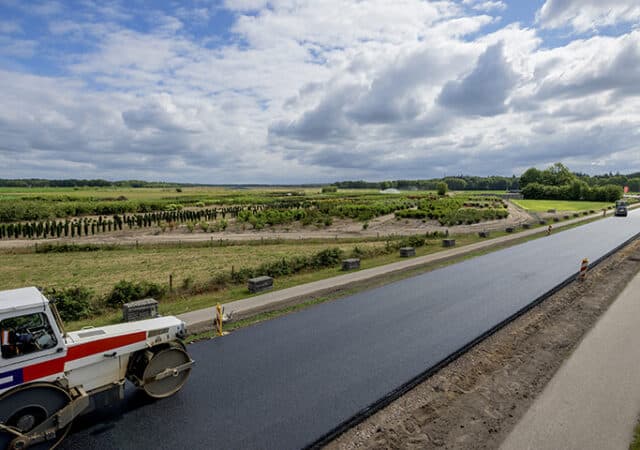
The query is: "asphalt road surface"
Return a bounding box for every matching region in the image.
[62,210,640,450]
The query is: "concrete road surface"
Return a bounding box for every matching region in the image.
[500,268,640,450]
[61,211,640,450]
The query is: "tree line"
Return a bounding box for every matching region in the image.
[336,167,640,192]
[335,176,519,191]
[520,163,623,201]
[0,178,186,188]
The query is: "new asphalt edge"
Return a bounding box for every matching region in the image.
[306,230,640,450]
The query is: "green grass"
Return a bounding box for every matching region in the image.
[512,199,613,212]
[631,420,640,450]
[2,192,600,332]
[0,241,388,297]
[57,231,499,330]
[62,216,602,332]
[183,216,603,341]
[453,190,506,195]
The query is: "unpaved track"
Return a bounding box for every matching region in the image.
[327,238,640,450]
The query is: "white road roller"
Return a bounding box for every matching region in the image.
[0,287,194,449]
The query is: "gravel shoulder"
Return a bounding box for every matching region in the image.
[326,238,640,450]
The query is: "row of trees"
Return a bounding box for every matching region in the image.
[335,176,518,191]
[0,179,184,188]
[337,165,640,192]
[521,182,622,202]
[520,163,623,201]
[0,207,251,240]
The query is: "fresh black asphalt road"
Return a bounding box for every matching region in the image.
[62,210,640,450]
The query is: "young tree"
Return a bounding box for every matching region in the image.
[519,167,542,188]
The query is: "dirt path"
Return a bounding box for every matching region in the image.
[0,203,533,249]
[325,238,640,450]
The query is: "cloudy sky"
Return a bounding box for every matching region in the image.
[0,0,639,183]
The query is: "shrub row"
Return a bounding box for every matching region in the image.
[316,199,416,221]
[395,207,508,225]
[237,208,333,229]
[0,207,242,240]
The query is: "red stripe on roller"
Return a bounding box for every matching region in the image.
[66,331,147,361]
[21,331,147,382]
[22,357,65,382]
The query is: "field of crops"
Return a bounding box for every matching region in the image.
[0,186,517,325]
[394,195,508,226]
[0,187,510,239]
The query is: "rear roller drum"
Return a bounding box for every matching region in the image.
[0,383,72,450]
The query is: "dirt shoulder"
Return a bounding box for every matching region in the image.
[326,238,640,450]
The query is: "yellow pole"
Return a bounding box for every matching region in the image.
[216,303,223,336]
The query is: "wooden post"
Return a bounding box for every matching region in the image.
[169,274,173,292]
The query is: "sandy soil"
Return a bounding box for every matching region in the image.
[0,203,533,249]
[325,238,640,450]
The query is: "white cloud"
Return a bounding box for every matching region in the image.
[224,0,271,12]
[0,1,639,182]
[463,0,507,12]
[537,0,640,32]
[532,31,640,100]
[437,42,518,116]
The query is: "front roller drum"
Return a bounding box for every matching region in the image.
[136,342,194,399]
[0,383,72,450]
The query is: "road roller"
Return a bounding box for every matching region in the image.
[0,287,194,449]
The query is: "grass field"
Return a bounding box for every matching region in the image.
[512,199,613,212]
[64,215,605,331]
[0,241,390,296]
[53,230,504,329]
[1,206,598,331]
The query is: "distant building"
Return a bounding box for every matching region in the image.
[380,188,401,194]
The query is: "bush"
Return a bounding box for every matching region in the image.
[399,235,426,248]
[106,280,166,308]
[310,248,343,268]
[321,185,338,193]
[44,287,94,322]
[436,181,448,196]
